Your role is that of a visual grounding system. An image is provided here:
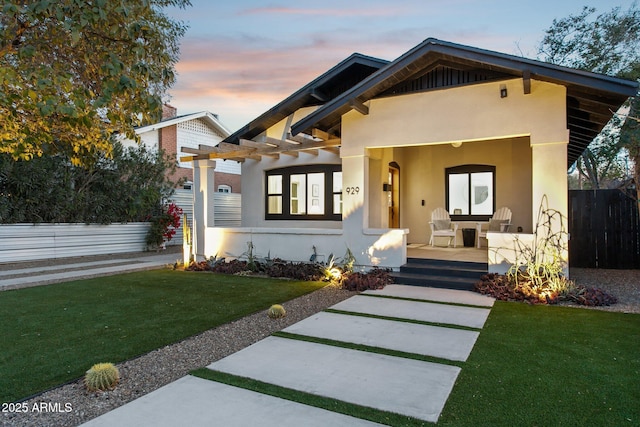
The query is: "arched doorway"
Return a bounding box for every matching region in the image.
[388,162,400,228]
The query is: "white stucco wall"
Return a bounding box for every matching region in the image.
[341,78,567,156]
[240,149,341,228]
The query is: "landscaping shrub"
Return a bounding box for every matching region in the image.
[476,197,617,307]
[212,259,250,275]
[474,273,617,306]
[265,259,324,281]
[568,286,618,306]
[342,268,394,292]
[146,202,183,250]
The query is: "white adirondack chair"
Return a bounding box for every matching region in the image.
[476,207,512,248]
[429,207,458,247]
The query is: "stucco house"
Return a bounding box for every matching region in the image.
[184,38,637,273]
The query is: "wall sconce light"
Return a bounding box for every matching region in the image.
[451,141,462,148]
[500,85,508,98]
[382,183,392,192]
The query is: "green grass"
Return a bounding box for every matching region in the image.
[0,270,326,403]
[439,302,640,426]
[195,301,640,426]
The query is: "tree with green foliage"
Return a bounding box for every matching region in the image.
[537,3,640,202]
[0,0,190,165]
[0,142,177,224]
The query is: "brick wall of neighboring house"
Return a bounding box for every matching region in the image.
[162,104,177,119]
[170,165,193,186]
[215,171,242,193]
[159,123,187,184]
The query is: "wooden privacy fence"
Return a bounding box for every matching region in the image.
[569,190,640,269]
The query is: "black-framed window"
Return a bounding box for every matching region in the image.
[265,165,342,220]
[445,165,495,221]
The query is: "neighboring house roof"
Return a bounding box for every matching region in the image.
[136,111,231,138]
[288,38,638,168]
[223,53,389,144]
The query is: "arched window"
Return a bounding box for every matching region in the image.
[445,165,495,221]
[217,184,231,193]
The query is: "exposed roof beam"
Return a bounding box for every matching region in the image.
[181,147,203,155]
[349,98,369,115]
[240,139,274,148]
[322,147,340,155]
[311,128,332,140]
[310,88,328,102]
[523,70,531,94]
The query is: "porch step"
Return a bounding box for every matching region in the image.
[391,258,487,291]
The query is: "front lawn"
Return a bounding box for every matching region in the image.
[0,270,326,403]
[439,302,640,426]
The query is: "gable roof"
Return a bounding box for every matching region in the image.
[289,38,638,168]
[136,111,231,138]
[223,53,389,144]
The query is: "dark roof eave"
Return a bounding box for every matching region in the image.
[290,38,638,136]
[224,53,389,144]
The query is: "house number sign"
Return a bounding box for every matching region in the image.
[345,186,360,195]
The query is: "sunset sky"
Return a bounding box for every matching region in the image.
[166,1,634,132]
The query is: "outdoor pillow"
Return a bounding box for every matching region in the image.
[489,219,507,232]
[433,219,451,230]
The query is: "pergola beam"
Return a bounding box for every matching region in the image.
[182,136,341,162]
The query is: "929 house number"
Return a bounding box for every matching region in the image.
[345,186,360,195]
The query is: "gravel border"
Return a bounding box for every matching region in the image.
[1,284,354,427]
[568,268,640,314]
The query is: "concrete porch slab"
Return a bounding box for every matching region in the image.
[330,295,491,329]
[207,336,460,423]
[283,311,479,361]
[81,375,383,427]
[364,284,495,307]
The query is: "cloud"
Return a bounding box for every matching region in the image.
[167,21,537,131]
[239,5,405,17]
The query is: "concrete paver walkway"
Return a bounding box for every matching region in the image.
[364,283,495,307]
[284,311,479,361]
[81,284,494,426]
[332,294,491,328]
[82,376,383,427]
[208,336,461,423]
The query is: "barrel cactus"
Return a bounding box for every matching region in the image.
[84,362,120,392]
[267,304,286,319]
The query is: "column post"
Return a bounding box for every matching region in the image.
[192,159,216,258]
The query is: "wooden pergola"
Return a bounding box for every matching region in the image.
[180,130,340,163]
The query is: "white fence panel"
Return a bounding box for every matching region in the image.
[0,223,150,264]
[168,189,194,246]
[214,193,241,227]
[0,192,241,263]
[168,190,241,245]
